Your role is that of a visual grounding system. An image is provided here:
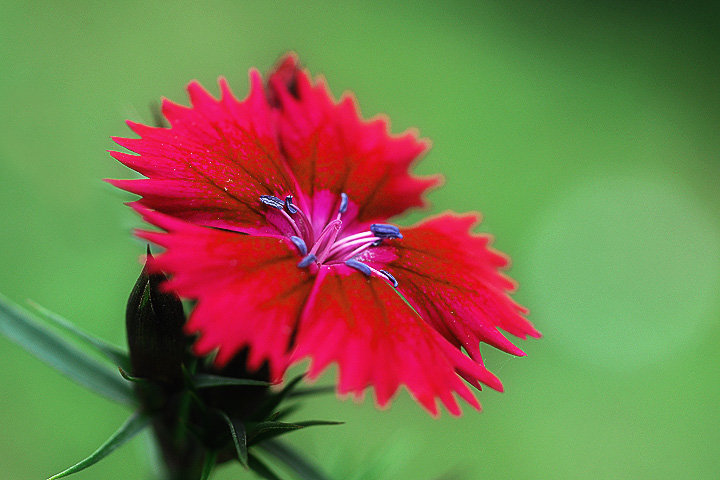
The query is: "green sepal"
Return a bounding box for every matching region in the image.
[259,439,334,480]
[47,411,151,479]
[0,294,134,406]
[248,453,283,480]
[27,300,130,371]
[173,364,198,442]
[199,450,218,480]
[216,410,249,468]
[191,373,273,389]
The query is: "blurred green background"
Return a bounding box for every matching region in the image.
[1,1,719,479]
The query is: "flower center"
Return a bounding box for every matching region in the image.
[259,193,400,287]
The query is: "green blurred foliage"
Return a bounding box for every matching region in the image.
[1,1,718,479]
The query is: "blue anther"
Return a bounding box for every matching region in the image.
[339,192,349,214]
[370,224,403,239]
[290,236,307,256]
[345,259,372,276]
[259,195,285,210]
[379,270,399,288]
[297,254,317,268]
[284,195,298,214]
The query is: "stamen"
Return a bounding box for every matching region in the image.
[345,259,372,276]
[284,195,298,214]
[379,270,399,288]
[260,195,303,238]
[285,197,314,245]
[341,242,375,261]
[370,224,403,239]
[332,231,376,245]
[263,192,402,277]
[259,195,285,210]
[290,236,307,256]
[339,192,349,214]
[326,236,378,259]
[297,254,317,268]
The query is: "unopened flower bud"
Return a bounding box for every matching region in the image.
[125,247,187,387]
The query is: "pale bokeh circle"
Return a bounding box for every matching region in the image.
[523,174,720,370]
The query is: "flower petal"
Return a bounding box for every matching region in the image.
[134,207,315,381]
[267,54,441,226]
[110,71,300,235]
[291,266,501,416]
[362,212,540,365]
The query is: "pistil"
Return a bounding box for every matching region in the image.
[311,220,342,263]
[260,193,401,288]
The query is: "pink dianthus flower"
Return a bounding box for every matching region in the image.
[110,54,540,416]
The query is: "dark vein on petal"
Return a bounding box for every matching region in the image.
[386,263,480,293]
[202,117,276,194]
[368,280,391,327]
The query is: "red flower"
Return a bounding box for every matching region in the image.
[110,54,540,416]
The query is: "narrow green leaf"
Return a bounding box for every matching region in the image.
[200,450,218,480]
[272,404,301,421]
[259,439,334,480]
[249,421,302,439]
[27,300,131,371]
[192,373,272,389]
[280,374,305,394]
[47,411,151,479]
[249,420,343,445]
[248,453,283,480]
[0,294,135,405]
[292,420,344,428]
[216,410,248,468]
[288,385,336,398]
[252,374,304,419]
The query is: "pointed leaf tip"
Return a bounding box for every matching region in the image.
[217,410,249,468]
[118,367,150,384]
[46,412,150,479]
[200,450,219,480]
